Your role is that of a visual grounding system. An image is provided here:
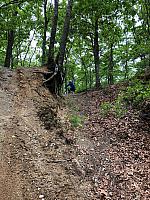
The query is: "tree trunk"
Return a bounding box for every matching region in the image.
[4,11,18,68]
[23,30,36,66]
[93,16,101,89]
[89,69,92,89]
[42,0,48,65]
[81,57,88,91]
[56,0,73,94]
[46,0,73,95]
[4,30,15,68]
[124,33,128,80]
[48,0,58,67]
[57,0,73,68]
[108,43,114,85]
[45,0,59,94]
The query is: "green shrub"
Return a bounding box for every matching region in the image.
[100,100,127,118]
[69,114,84,127]
[100,79,150,118]
[100,102,112,117]
[122,80,150,107]
[113,99,127,118]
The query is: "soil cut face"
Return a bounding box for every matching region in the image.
[0,68,149,200]
[0,67,85,200]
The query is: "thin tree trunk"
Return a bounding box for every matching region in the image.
[125,32,128,80]
[29,47,37,67]
[89,69,92,89]
[81,58,88,91]
[108,43,114,85]
[93,16,101,89]
[23,30,35,66]
[42,0,48,65]
[4,30,15,68]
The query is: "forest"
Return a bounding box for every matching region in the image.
[0,0,149,92]
[0,0,150,199]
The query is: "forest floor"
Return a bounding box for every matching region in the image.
[0,67,149,200]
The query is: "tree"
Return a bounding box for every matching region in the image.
[42,0,48,65]
[93,15,101,88]
[4,11,17,68]
[46,0,73,94]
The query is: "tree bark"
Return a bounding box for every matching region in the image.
[57,0,73,68]
[48,0,58,67]
[108,43,114,85]
[4,30,15,68]
[124,33,128,80]
[42,0,48,65]
[23,30,35,66]
[46,0,73,95]
[4,11,18,68]
[93,16,101,89]
[55,0,73,94]
[45,0,59,94]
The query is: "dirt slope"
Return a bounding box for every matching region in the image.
[0,68,84,200]
[0,68,149,200]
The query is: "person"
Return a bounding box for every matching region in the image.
[66,80,75,94]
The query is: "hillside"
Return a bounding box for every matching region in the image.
[0,68,149,200]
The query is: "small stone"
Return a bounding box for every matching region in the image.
[39,194,44,199]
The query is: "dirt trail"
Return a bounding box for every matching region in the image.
[0,68,149,200]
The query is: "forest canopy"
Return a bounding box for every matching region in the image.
[0,0,150,92]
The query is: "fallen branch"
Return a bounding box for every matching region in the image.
[43,71,57,83]
[43,64,59,83]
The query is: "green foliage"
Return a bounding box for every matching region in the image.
[100,102,112,117]
[100,100,127,118]
[0,0,149,92]
[113,98,127,118]
[100,79,150,118]
[69,114,84,127]
[122,80,150,107]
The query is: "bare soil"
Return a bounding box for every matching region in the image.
[0,68,149,200]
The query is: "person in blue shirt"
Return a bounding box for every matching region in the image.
[66,80,75,94]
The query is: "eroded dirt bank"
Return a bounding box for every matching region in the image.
[0,68,149,200]
[0,68,86,200]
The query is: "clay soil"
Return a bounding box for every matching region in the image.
[0,68,149,200]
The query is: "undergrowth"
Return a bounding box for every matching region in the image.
[100,79,150,118]
[66,96,85,127]
[69,114,84,127]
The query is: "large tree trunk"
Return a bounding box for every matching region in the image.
[48,0,58,68]
[42,0,48,65]
[46,0,73,95]
[56,0,73,94]
[57,0,73,67]
[45,0,59,94]
[4,30,15,68]
[4,11,18,68]
[93,16,101,89]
